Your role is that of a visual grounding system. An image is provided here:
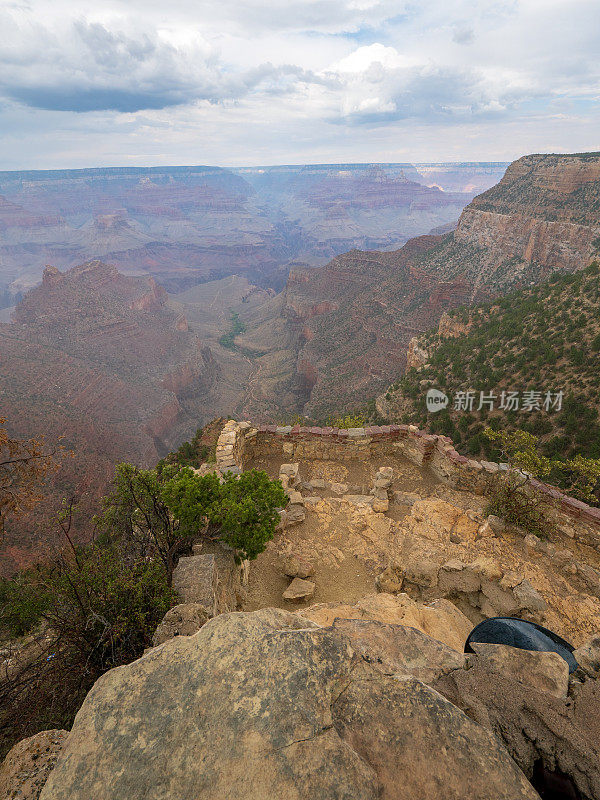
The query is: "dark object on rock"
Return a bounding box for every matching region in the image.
[465,617,577,673]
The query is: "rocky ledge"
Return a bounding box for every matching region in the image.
[1,600,595,800]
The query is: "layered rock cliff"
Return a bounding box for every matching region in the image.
[418,152,600,301]
[0,162,505,303]
[238,153,600,420]
[0,261,219,573]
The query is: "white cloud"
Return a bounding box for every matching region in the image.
[0,0,598,166]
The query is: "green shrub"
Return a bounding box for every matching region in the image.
[485,474,547,538]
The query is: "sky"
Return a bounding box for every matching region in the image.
[0,0,599,169]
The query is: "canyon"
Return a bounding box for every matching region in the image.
[237,152,600,420]
[0,162,506,305]
[0,261,220,572]
[2,153,598,571]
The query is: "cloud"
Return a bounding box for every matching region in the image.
[452,27,474,45]
[0,0,598,166]
[324,45,524,124]
[0,13,338,112]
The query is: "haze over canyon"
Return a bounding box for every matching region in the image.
[1,153,599,572]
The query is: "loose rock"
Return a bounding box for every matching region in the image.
[282,577,316,601]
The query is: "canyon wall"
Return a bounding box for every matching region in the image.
[238,152,600,420]
[0,162,505,302]
[0,260,219,573]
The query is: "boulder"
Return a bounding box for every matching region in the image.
[435,648,600,800]
[0,730,68,800]
[331,617,465,684]
[300,593,474,653]
[285,504,306,526]
[172,552,237,616]
[173,553,218,616]
[469,643,569,699]
[574,635,600,678]
[152,603,210,647]
[282,577,316,601]
[332,672,538,800]
[40,609,539,800]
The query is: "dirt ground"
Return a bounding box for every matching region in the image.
[243,454,442,611]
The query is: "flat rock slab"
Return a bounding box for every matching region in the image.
[172,554,218,612]
[172,550,239,616]
[283,577,316,601]
[40,610,539,800]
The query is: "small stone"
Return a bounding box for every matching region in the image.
[287,490,303,505]
[330,482,349,495]
[282,556,314,579]
[524,534,539,554]
[302,496,321,509]
[372,497,389,513]
[393,491,421,507]
[286,504,306,526]
[472,557,503,582]
[375,565,404,594]
[476,520,495,539]
[573,636,600,678]
[512,579,547,616]
[282,577,316,601]
[486,515,506,533]
[374,467,394,490]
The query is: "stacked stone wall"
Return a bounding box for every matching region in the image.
[215,421,600,536]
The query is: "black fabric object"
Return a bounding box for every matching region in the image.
[464,617,578,673]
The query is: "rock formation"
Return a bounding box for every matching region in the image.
[0,162,504,303]
[0,730,68,800]
[0,261,219,573]
[38,609,542,800]
[237,152,600,420]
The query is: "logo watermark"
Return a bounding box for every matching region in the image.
[425,389,563,413]
[426,388,449,413]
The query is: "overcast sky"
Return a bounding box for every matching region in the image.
[1,0,599,169]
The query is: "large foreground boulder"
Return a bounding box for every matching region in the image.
[40,609,538,800]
